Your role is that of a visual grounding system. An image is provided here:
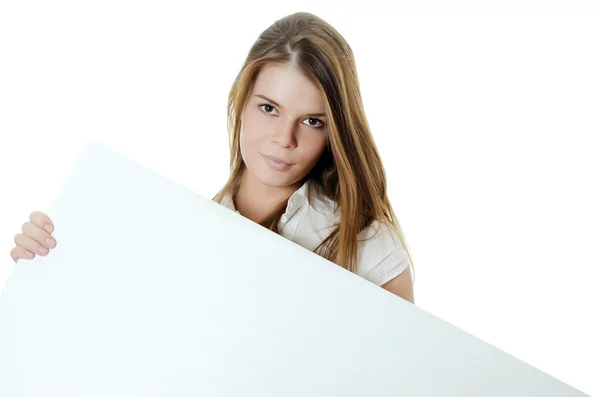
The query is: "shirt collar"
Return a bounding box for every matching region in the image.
[220,191,239,213]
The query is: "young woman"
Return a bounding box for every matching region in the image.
[9,12,416,303]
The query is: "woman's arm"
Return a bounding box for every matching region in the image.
[381,266,415,304]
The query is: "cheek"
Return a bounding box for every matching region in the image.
[297,134,328,166]
[240,114,261,158]
[240,109,268,142]
[239,132,256,165]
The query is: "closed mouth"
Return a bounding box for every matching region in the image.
[263,154,293,165]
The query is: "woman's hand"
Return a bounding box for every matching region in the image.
[10,211,57,263]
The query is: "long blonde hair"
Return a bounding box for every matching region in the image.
[213,12,415,282]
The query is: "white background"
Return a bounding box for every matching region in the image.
[0,1,597,395]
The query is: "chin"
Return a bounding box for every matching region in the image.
[256,172,294,188]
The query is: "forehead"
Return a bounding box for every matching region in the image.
[251,64,325,110]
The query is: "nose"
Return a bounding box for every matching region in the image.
[270,118,297,148]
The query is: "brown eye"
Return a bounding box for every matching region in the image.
[303,117,324,128]
[259,104,276,114]
[260,104,324,129]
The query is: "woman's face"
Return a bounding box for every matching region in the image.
[239,63,328,189]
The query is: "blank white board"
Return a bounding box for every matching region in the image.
[0,141,588,396]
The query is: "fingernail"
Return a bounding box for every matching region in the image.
[46,238,56,248]
[45,224,53,233]
[38,246,49,255]
[25,251,33,258]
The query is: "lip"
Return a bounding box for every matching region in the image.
[264,154,293,165]
[261,153,294,171]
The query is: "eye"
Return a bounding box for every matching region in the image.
[303,118,325,128]
[258,104,325,129]
[259,103,278,115]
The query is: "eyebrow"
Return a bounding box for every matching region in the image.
[254,94,327,118]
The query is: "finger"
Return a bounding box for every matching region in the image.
[29,211,54,234]
[10,245,35,263]
[21,221,56,249]
[14,233,49,257]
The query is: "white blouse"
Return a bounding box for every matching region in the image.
[219,181,410,286]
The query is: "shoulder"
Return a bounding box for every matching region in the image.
[296,183,410,286]
[355,220,411,286]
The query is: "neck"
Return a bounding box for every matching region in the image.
[234,168,302,224]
